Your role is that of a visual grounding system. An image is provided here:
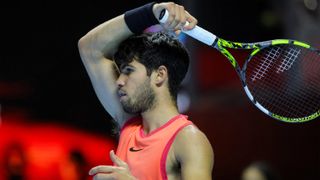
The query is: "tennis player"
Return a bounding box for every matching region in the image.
[78,1,214,180]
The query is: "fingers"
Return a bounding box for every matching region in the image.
[184,11,198,30]
[166,5,185,30]
[156,2,197,33]
[92,173,114,180]
[89,165,122,175]
[110,150,127,168]
[89,150,128,176]
[164,4,185,31]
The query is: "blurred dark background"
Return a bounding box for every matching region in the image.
[1,0,319,179]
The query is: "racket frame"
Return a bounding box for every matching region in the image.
[214,38,320,123]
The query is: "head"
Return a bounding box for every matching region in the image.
[241,162,280,180]
[113,32,190,113]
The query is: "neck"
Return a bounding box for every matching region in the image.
[141,99,179,134]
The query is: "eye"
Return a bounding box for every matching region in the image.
[121,66,135,75]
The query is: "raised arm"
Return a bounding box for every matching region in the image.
[78,13,134,126]
[77,16,132,126]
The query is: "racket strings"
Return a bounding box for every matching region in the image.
[279,48,319,116]
[245,44,320,120]
[276,48,301,73]
[251,47,280,81]
[274,49,320,116]
[262,81,312,116]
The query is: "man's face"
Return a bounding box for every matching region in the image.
[116,60,156,114]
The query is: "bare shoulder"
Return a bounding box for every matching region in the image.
[173,125,213,155]
[172,125,214,179]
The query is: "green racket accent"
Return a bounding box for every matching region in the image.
[217,39,237,68]
[216,39,264,68]
[250,48,260,56]
[272,39,289,45]
[272,111,320,123]
[218,38,260,49]
[293,41,311,48]
[271,39,311,49]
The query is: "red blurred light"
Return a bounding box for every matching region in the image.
[0,115,116,180]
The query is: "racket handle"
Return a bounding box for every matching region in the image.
[159,9,217,46]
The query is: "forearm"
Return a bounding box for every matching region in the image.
[78,1,161,60]
[78,14,133,60]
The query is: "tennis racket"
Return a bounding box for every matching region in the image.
[159,9,320,123]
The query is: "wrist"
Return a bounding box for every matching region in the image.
[124,2,159,34]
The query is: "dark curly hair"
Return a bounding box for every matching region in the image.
[113,32,190,104]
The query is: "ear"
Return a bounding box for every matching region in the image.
[153,65,168,86]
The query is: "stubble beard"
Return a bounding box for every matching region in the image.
[121,79,156,114]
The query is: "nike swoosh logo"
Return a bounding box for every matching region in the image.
[129,147,143,152]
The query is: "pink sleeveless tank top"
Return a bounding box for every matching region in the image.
[116,114,193,180]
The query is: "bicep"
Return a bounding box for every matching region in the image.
[174,126,214,180]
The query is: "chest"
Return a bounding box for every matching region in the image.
[125,136,180,180]
[116,116,192,180]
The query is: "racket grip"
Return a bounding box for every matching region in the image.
[159,9,217,46]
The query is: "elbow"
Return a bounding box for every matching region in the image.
[77,35,94,60]
[77,36,89,53]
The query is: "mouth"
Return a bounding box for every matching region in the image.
[118,90,127,100]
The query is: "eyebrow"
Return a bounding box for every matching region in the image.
[120,64,136,72]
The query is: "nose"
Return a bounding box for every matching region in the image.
[116,74,126,88]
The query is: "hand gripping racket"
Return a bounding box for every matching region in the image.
[159,10,320,123]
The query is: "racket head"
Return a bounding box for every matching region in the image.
[243,40,320,123]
